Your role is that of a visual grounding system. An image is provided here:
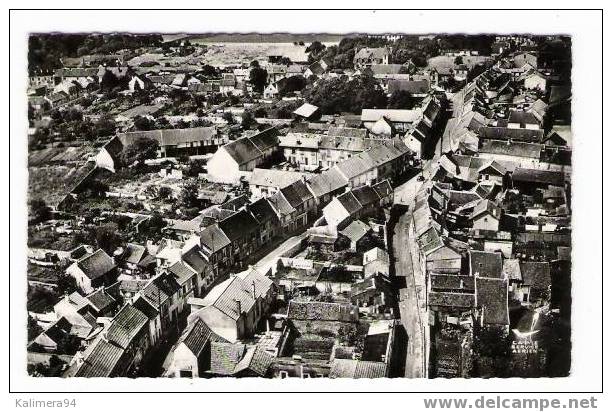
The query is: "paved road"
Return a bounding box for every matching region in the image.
[254,231,308,274]
[393,210,426,378]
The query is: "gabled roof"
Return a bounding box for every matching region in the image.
[469,250,503,278]
[119,126,217,147]
[372,179,393,199]
[329,359,387,378]
[388,79,430,95]
[428,291,475,308]
[293,103,320,118]
[74,338,125,377]
[336,191,363,216]
[361,108,422,123]
[179,318,227,357]
[200,224,232,252]
[476,277,509,325]
[233,346,274,377]
[328,126,368,139]
[218,210,261,242]
[287,301,359,322]
[105,304,148,349]
[306,168,349,198]
[122,243,148,266]
[168,261,197,285]
[210,342,247,375]
[221,127,280,165]
[140,273,181,308]
[478,126,544,143]
[471,199,502,221]
[86,288,116,313]
[351,185,381,207]
[519,261,551,289]
[248,197,279,224]
[73,249,116,280]
[339,220,371,242]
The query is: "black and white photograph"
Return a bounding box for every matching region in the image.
[7,6,605,403]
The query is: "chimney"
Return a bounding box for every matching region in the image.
[235,299,242,315]
[252,281,257,300]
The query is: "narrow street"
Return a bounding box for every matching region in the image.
[392,209,426,378]
[253,231,308,274]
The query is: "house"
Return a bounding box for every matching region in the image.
[329,359,388,378]
[199,224,233,278]
[306,168,349,208]
[516,261,551,304]
[361,108,422,133]
[166,318,227,378]
[118,126,224,158]
[249,168,309,200]
[70,303,151,377]
[217,210,263,262]
[387,79,430,98]
[65,249,117,294]
[118,243,154,277]
[207,127,281,183]
[188,269,276,343]
[507,110,541,130]
[263,83,279,99]
[524,71,547,91]
[475,277,509,327]
[363,247,390,278]
[350,275,393,315]
[470,199,502,231]
[137,272,184,335]
[279,132,322,171]
[322,182,390,230]
[469,250,503,279]
[247,197,281,245]
[293,103,321,121]
[339,220,371,252]
[353,47,390,68]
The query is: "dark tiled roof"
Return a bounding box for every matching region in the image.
[105,304,148,349]
[182,246,208,274]
[180,319,218,357]
[287,301,359,322]
[168,261,197,285]
[352,185,380,207]
[74,338,125,377]
[336,191,363,216]
[328,126,368,139]
[76,249,116,280]
[248,198,279,224]
[122,243,148,265]
[209,342,246,375]
[511,168,566,186]
[200,224,232,252]
[519,261,551,289]
[476,277,509,325]
[430,275,475,292]
[428,291,475,308]
[388,79,430,95]
[132,296,158,319]
[478,126,544,143]
[140,273,181,308]
[234,346,274,376]
[306,168,348,198]
[218,210,261,243]
[329,359,387,378]
[470,250,503,278]
[86,289,116,313]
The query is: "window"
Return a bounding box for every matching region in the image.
[279,371,289,379]
[302,373,311,378]
[179,370,193,378]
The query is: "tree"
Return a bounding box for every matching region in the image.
[179,180,199,209]
[157,186,172,200]
[306,41,326,56]
[388,90,418,110]
[95,222,121,255]
[100,69,120,91]
[29,198,51,224]
[121,136,159,166]
[472,326,512,377]
[249,66,268,93]
[222,112,234,124]
[454,56,464,65]
[133,115,155,131]
[278,75,307,96]
[201,64,218,77]
[241,110,255,129]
